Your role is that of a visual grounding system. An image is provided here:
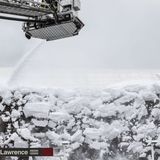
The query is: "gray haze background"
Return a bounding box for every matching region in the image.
[0,0,160,69]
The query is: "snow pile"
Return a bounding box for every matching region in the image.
[1,84,160,159]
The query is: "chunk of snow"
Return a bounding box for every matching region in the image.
[1,114,10,122]
[71,130,83,143]
[17,128,38,142]
[49,111,71,123]
[90,141,109,150]
[84,128,101,140]
[11,109,21,119]
[32,119,48,127]
[14,136,29,148]
[24,102,50,118]
[0,103,5,111]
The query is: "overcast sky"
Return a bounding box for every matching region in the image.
[1,0,160,69]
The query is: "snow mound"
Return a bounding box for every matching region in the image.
[0,83,160,159]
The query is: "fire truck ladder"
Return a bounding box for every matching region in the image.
[0,0,84,41]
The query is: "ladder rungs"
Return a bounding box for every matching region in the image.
[0,0,52,17]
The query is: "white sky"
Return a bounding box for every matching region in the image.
[0,0,160,69]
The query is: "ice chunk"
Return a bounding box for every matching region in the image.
[24,102,50,118]
[71,130,83,143]
[11,109,21,120]
[17,128,38,142]
[49,111,71,123]
[63,97,89,114]
[90,141,109,150]
[0,103,5,112]
[32,119,48,127]
[47,131,60,140]
[14,136,29,148]
[84,128,101,140]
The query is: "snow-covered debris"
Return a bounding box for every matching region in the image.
[14,136,29,148]
[63,97,89,114]
[84,128,101,140]
[49,111,71,123]
[1,83,160,159]
[71,130,83,142]
[1,114,10,122]
[17,128,38,142]
[46,131,61,146]
[24,102,50,118]
[0,103,5,112]
[11,109,21,121]
[32,119,48,127]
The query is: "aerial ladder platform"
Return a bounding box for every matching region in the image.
[0,0,84,41]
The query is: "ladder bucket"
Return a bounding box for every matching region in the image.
[27,17,84,41]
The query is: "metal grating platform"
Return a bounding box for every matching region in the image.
[28,21,78,41]
[0,0,51,17]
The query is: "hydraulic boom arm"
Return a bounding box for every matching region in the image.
[0,0,84,41]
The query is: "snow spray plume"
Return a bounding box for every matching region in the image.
[8,40,45,87]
